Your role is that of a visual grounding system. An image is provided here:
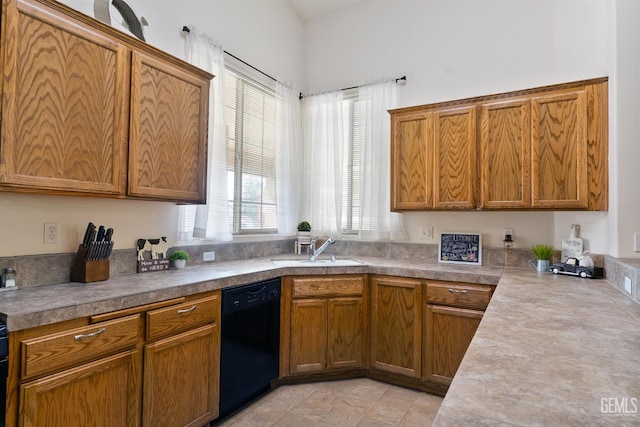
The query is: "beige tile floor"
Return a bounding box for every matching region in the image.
[216,378,443,426]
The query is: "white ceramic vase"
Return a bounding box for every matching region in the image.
[174,259,186,269]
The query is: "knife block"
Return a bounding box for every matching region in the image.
[70,245,110,283]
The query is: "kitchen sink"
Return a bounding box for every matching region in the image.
[271,259,363,267]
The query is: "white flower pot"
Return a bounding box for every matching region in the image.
[174,259,186,269]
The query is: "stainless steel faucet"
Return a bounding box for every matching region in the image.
[309,237,336,262]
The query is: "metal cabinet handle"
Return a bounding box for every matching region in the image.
[177,305,197,314]
[74,327,106,340]
[448,289,468,294]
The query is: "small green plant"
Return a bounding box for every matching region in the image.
[169,250,190,262]
[297,221,311,232]
[531,244,554,261]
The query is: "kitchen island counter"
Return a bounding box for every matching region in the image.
[0,256,502,331]
[434,268,640,426]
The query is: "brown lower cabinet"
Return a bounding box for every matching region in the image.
[423,305,483,384]
[369,275,423,378]
[423,280,492,385]
[10,274,492,426]
[8,291,220,427]
[282,274,493,396]
[142,296,220,427]
[20,348,142,427]
[282,275,365,376]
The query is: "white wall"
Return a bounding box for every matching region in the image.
[613,0,640,258]
[303,0,621,254]
[0,0,303,257]
[2,0,635,259]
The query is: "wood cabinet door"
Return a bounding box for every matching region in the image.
[129,51,210,203]
[479,99,531,208]
[290,299,327,373]
[369,276,422,378]
[423,305,482,384]
[531,89,588,209]
[0,0,129,195]
[390,112,432,210]
[143,324,219,427]
[20,349,141,427]
[433,106,476,209]
[327,297,363,370]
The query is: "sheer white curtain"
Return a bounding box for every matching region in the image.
[179,26,232,241]
[275,82,302,235]
[302,91,345,235]
[301,81,404,240]
[356,81,405,240]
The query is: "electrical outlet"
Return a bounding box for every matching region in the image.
[624,276,633,295]
[203,251,216,262]
[420,226,433,240]
[44,223,59,244]
[504,228,514,239]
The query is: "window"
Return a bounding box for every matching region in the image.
[303,81,399,239]
[340,93,367,234]
[225,66,277,234]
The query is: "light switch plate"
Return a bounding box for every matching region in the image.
[634,232,640,252]
[624,276,632,295]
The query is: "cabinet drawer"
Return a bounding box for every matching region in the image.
[426,281,492,310]
[21,314,140,379]
[146,295,218,340]
[292,276,364,298]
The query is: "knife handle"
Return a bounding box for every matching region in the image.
[82,222,95,247]
[96,225,105,242]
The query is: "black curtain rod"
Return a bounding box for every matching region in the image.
[298,76,407,100]
[341,76,407,92]
[182,26,406,101]
[182,25,277,83]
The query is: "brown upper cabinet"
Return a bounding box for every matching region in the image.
[0,0,212,203]
[128,51,209,202]
[390,78,608,211]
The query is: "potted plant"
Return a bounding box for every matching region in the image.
[297,221,311,234]
[530,244,554,272]
[296,221,312,255]
[169,250,190,269]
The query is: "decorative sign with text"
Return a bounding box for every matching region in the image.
[137,259,170,273]
[136,237,170,273]
[439,233,482,265]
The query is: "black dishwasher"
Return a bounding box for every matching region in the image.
[0,324,7,427]
[218,278,280,421]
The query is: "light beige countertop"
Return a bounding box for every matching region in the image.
[0,256,502,331]
[434,268,640,426]
[1,255,638,424]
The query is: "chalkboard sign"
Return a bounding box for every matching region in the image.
[439,233,482,265]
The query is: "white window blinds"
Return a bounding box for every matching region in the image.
[225,68,277,234]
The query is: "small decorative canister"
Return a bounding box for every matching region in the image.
[1,268,16,288]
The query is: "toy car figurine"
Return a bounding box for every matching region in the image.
[549,257,604,278]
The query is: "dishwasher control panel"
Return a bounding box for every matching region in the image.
[222,278,281,314]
